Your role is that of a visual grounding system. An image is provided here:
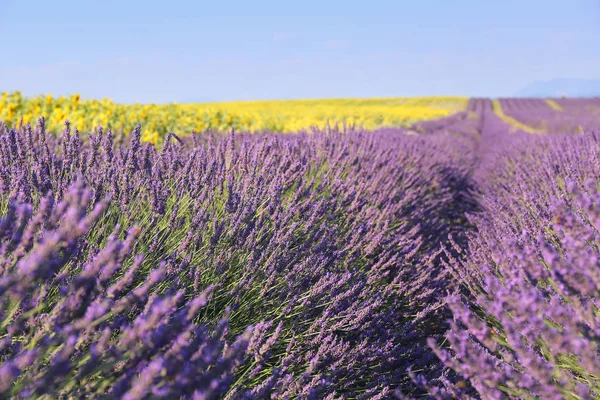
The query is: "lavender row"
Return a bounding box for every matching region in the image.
[0,118,480,398]
[420,123,600,398]
[499,98,600,134]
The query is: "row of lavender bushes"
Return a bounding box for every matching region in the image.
[499,98,600,134]
[0,118,479,398]
[424,128,600,399]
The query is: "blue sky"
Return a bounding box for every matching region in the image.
[0,0,598,103]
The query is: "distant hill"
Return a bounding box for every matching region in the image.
[515,79,600,98]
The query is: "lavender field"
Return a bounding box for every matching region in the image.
[1,97,600,399]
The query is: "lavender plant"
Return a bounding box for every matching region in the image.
[0,182,252,399]
[424,131,600,399]
[0,117,477,398]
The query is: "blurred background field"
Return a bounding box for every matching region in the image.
[0,91,466,143]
